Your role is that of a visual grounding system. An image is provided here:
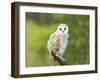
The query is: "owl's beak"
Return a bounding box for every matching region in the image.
[62,31,64,33]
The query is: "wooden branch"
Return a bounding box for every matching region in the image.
[51,51,67,65]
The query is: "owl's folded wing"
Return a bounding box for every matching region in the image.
[47,32,56,54]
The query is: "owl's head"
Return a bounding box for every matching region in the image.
[56,23,69,36]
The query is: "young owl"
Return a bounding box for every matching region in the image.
[47,23,69,59]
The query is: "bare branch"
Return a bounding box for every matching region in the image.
[51,51,67,65]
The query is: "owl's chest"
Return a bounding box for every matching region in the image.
[60,36,67,49]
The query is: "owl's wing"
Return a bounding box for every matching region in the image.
[50,32,56,39]
[47,32,56,54]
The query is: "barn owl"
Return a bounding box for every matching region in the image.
[47,23,69,59]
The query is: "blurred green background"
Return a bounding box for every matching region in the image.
[25,12,89,67]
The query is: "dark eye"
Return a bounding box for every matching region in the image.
[64,28,66,30]
[59,28,62,31]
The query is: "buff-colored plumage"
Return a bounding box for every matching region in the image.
[47,24,69,58]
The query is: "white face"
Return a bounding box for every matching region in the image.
[56,24,69,36]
